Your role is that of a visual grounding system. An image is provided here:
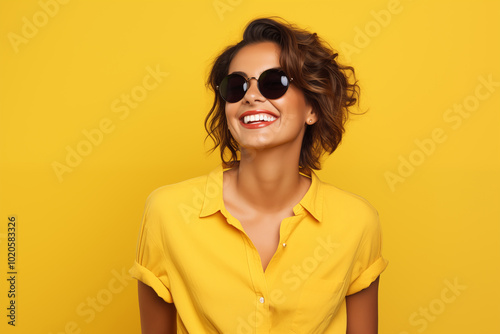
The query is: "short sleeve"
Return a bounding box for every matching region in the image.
[346,209,388,296]
[129,192,173,303]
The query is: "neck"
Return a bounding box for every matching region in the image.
[231,146,309,214]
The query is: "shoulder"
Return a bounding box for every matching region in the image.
[322,181,378,214]
[320,181,380,233]
[145,172,210,211]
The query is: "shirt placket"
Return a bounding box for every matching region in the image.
[220,210,270,333]
[222,206,307,334]
[240,229,272,333]
[266,209,306,283]
[250,210,307,333]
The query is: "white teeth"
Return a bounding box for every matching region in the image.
[243,113,277,124]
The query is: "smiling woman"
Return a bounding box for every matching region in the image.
[130,17,388,334]
[205,18,361,173]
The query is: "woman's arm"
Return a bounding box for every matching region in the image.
[137,281,177,334]
[346,276,380,334]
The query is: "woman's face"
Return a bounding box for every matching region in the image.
[225,41,316,153]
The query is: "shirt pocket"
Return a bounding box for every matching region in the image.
[290,278,346,334]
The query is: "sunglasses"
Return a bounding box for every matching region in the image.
[217,68,293,103]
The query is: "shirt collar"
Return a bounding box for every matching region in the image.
[199,164,324,222]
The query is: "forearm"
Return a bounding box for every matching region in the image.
[346,276,380,334]
[138,281,177,334]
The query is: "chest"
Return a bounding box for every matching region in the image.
[230,210,293,272]
[175,212,349,334]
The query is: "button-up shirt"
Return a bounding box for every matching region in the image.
[130,163,388,333]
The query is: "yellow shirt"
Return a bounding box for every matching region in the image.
[130,164,388,333]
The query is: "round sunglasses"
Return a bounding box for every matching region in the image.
[217,68,293,103]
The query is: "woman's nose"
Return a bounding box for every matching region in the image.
[243,78,265,102]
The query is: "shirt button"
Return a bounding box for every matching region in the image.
[282,243,287,247]
[259,297,265,304]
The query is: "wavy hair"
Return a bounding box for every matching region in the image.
[204,17,361,173]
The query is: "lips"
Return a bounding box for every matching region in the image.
[238,110,279,129]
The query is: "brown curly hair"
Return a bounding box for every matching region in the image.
[204,17,361,173]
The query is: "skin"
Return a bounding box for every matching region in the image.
[137,281,176,333]
[137,41,379,334]
[346,276,380,334]
[222,41,317,272]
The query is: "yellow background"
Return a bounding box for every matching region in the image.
[1,0,499,333]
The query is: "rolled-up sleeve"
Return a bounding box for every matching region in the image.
[129,192,173,303]
[346,209,388,296]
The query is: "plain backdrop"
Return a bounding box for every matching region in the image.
[1,0,499,333]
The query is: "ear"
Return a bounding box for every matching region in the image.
[305,106,318,125]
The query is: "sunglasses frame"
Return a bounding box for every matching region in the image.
[216,68,294,103]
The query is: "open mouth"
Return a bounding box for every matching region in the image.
[241,113,277,124]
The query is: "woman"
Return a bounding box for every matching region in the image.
[130,17,388,333]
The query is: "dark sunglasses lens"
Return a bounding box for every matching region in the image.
[259,69,290,99]
[220,74,246,103]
